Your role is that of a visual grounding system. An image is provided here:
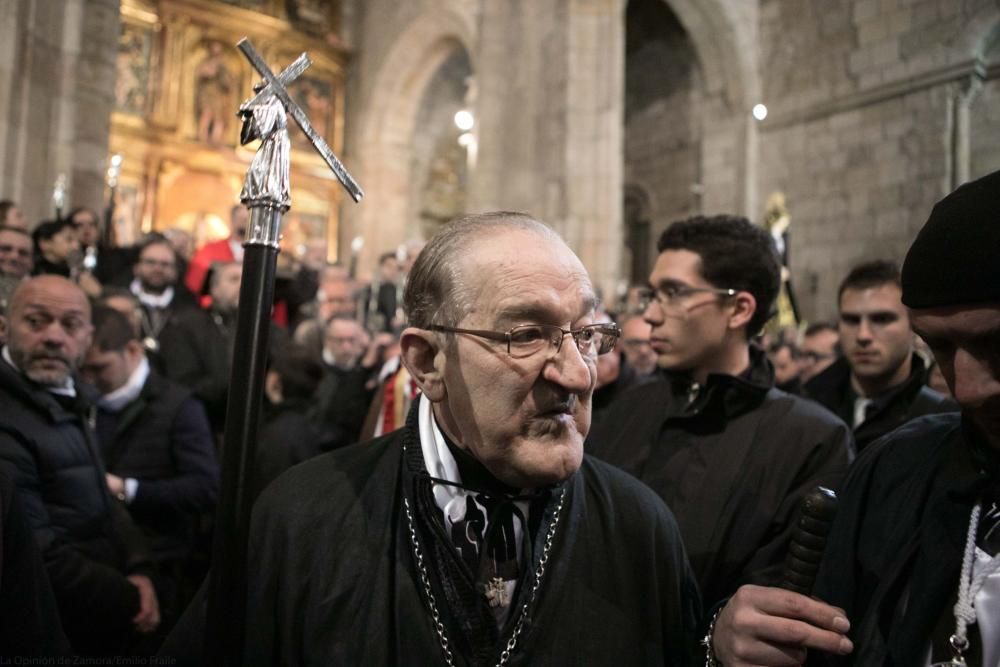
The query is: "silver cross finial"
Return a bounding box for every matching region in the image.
[236,38,364,203]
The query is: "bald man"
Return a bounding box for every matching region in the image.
[0,276,160,656]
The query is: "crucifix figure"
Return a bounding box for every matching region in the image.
[239,88,291,209]
[205,39,362,666]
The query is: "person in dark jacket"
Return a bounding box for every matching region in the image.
[31,218,78,279]
[707,167,1000,666]
[80,306,219,620]
[0,462,72,656]
[0,275,160,655]
[805,259,956,451]
[253,345,330,497]
[127,235,198,362]
[160,261,286,436]
[588,215,854,610]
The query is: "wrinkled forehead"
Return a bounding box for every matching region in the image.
[463,230,597,322]
[13,279,90,319]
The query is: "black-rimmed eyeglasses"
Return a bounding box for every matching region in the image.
[428,322,621,359]
[637,285,737,312]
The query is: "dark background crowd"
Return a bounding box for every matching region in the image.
[0,196,959,658]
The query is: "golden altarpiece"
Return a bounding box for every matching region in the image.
[110,0,347,260]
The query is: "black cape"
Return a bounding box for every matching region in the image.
[811,412,993,665]
[244,413,701,665]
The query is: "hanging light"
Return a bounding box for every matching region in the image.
[752,104,768,121]
[454,109,474,131]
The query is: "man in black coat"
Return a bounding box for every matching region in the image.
[709,168,1000,665]
[81,306,219,615]
[588,216,854,610]
[0,275,160,655]
[805,259,956,451]
[235,213,701,665]
[0,462,71,656]
[127,235,198,362]
[160,261,286,436]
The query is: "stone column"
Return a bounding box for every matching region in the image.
[0,0,119,224]
[72,0,121,214]
[469,0,625,296]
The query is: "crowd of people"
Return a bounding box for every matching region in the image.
[0,165,996,665]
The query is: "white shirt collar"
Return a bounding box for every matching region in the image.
[129,278,174,309]
[418,393,463,512]
[98,356,150,412]
[228,238,244,261]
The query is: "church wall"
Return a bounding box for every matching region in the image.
[0,0,119,225]
[624,0,702,282]
[339,0,478,275]
[756,0,1000,322]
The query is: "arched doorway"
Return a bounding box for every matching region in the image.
[343,9,476,278]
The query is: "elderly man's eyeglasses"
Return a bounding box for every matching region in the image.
[428,323,621,359]
[637,285,737,311]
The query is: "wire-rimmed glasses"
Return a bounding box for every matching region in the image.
[428,322,621,360]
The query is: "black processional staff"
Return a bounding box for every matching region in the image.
[780,486,838,596]
[205,38,363,665]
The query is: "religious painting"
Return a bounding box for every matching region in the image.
[115,23,153,116]
[285,0,337,37]
[194,39,239,145]
[288,75,334,151]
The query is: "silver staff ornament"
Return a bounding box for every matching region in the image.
[205,38,362,666]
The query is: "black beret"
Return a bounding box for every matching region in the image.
[901,169,1000,309]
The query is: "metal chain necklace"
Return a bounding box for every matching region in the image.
[403,486,567,667]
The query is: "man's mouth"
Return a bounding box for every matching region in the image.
[30,354,69,367]
[537,399,576,419]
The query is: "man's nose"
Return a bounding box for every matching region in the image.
[544,338,594,394]
[856,318,873,342]
[642,302,662,327]
[950,349,999,409]
[40,322,68,346]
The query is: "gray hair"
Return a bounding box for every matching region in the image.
[403,211,564,328]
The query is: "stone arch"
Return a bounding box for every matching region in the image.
[655,0,760,216]
[343,7,476,272]
[658,0,757,112]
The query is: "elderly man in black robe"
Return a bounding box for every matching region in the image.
[707,169,1000,665]
[245,212,701,665]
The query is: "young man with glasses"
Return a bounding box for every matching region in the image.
[229,212,702,665]
[588,215,854,612]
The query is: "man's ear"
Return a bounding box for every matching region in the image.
[125,339,145,363]
[727,291,757,332]
[400,326,446,401]
[0,315,7,341]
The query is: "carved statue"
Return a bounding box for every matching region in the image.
[238,90,291,209]
[763,192,801,328]
[195,41,235,144]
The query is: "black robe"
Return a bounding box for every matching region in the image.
[811,412,993,665]
[244,415,702,665]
